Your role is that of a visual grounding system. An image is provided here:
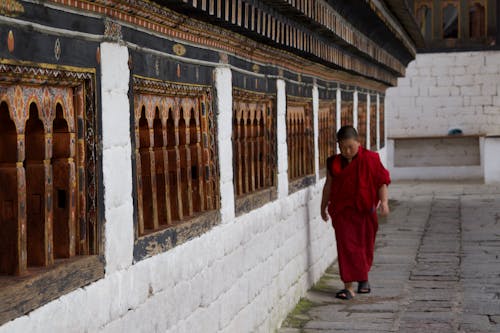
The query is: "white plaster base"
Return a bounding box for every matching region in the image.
[387,139,484,181]
[390,166,483,181]
[0,184,337,333]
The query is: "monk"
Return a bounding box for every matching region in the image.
[320,126,390,300]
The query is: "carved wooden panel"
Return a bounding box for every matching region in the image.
[318,101,336,170]
[287,97,314,181]
[469,0,486,39]
[133,78,219,237]
[370,97,377,151]
[0,78,95,277]
[415,0,433,40]
[341,100,353,127]
[357,95,367,148]
[232,89,276,198]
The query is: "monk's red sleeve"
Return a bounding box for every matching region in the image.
[374,154,391,188]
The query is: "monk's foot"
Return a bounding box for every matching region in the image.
[335,288,355,300]
[357,281,371,294]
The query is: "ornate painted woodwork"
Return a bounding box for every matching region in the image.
[133,77,219,238]
[357,93,367,148]
[370,95,378,151]
[470,0,486,39]
[412,0,496,50]
[341,89,354,127]
[415,0,433,41]
[318,101,336,170]
[232,89,276,199]
[42,0,415,86]
[380,97,386,149]
[0,66,97,277]
[286,97,314,183]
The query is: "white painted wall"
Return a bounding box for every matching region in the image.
[386,51,500,181]
[387,51,500,138]
[0,43,338,333]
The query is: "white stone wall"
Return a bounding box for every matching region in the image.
[0,43,340,333]
[386,51,500,137]
[385,51,500,181]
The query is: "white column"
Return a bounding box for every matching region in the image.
[484,137,500,184]
[366,94,371,149]
[353,89,358,130]
[376,94,381,151]
[100,42,134,274]
[336,88,341,152]
[214,66,235,223]
[336,88,341,132]
[276,79,288,198]
[312,84,319,182]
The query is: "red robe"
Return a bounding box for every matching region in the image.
[327,146,390,283]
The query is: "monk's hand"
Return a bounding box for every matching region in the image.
[379,200,390,216]
[320,206,329,222]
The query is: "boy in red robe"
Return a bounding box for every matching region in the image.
[320,126,390,300]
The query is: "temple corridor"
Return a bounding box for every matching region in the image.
[280,182,500,333]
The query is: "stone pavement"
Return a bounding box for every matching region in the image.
[278,182,500,333]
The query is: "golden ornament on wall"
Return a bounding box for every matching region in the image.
[173,44,186,56]
[0,0,24,17]
[252,64,260,73]
[7,30,14,53]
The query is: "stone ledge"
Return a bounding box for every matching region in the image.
[235,187,278,217]
[133,210,220,262]
[0,255,104,326]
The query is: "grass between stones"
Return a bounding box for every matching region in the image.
[281,298,318,329]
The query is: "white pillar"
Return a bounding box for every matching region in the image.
[366,94,371,149]
[214,66,235,223]
[484,137,500,184]
[336,88,341,152]
[376,94,381,151]
[336,88,341,132]
[276,79,288,198]
[312,84,319,182]
[353,89,358,130]
[100,42,134,274]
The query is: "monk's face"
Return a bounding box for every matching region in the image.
[338,138,360,161]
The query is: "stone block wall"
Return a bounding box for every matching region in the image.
[386,51,500,137]
[385,51,500,182]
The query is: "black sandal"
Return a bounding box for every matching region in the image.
[357,281,371,294]
[335,289,354,300]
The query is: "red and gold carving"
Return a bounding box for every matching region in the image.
[232,89,275,197]
[0,83,80,276]
[287,98,314,181]
[318,101,336,169]
[133,78,219,237]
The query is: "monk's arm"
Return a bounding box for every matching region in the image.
[378,184,389,216]
[320,173,333,222]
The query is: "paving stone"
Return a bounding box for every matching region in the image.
[278,182,500,333]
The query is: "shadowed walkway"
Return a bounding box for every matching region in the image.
[279,182,500,333]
